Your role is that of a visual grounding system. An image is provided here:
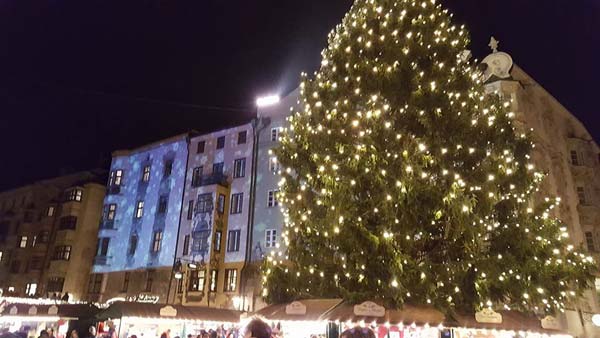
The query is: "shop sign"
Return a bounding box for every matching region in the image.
[475,308,502,324]
[28,306,37,315]
[48,305,59,315]
[127,294,160,304]
[285,301,307,315]
[9,306,18,315]
[541,315,560,330]
[353,301,385,317]
[159,305,177,317]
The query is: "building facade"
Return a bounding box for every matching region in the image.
[0,171,105,300]
[481,46,600,337]
[89,133,193,304]
[170,123,255,310]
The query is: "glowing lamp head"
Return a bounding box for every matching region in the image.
[592,314,600,327]
[174,272,183,280]
[256,95,280,107]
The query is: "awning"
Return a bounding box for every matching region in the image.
[96,302,242,323]
[0,303,99,320]
[255,299,343,321]
[451,310,567,335]
[321,302,445,326]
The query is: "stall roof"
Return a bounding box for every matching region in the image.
[321,302,445,326]
[451,310,567,335]
[96,302,242,323]
[255,299,343,321]
[0,303,99,319]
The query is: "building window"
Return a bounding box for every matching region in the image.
[224,269,237,292]
[145,270,154,292]
[197,193,213,213]
[152,230,163,253]
[38,231,49,243]
[25,283,37,296]
[109,170,124,186]
[158,195,168,214]
[192,167,203,187]
[142,165,151,183]
[29,256,43,270]
[188,270,206,292]
[177,278,184,294]
[59,216,78,230]
[65,189,83,202]
[88,274,103,294]
[238,131,247,144]
[265,229,277,248]
[0,251,3,263]
[183,235,190,256]
[577,186,588,205]
[97,238,110,256]
[197,141,206,154]
[54,246,72,261]
[164,160,174,177]
[23,211,33,223]
[230,193,243,214]
[213,162,224,175]
[269,157,280,174]
[18,236,27,248]
[571,150,581,166]
[46,206,55,217]
[217,194,225,214]
[227,230,241,252]
[32,235,37,247]
[233,158,246,178]
[10,260,20,273]
[122,272,130,292]
[216,136,225,149]
[267,190,279,208]
[271,128,279,142]
[209,269,218,292]
[106,204,117,221]
[47,277,65,293]
[135,201,144,219]
[214,231,222,252]
[128,235,138,256]
[586,232,595,252]
[187,200,194,220]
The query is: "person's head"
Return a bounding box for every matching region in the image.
[340,327,375,338]
[71,330,79,338]
[187,335,192,338]
[160,334,167,338]
[244,319,271,338]
[39,330,49,338]
[89,327,96,336]
[130,335,138,338]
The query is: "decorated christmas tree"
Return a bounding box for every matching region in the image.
[262,0,595,314]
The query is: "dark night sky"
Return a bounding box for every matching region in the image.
[0,0,598,190]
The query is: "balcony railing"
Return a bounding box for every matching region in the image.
[99,219,116,230]
[192,173,229,188]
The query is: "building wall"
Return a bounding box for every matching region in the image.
[485,63,600,337]
[0,171,105,299]
[90,134,192,303]
[173,124,254,309]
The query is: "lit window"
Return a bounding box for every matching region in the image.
[586,232,595,252]
[230,193,243,214]
[577,187,587,205]
[114,170,123,186]
[224,269,237,292]
[65,189,83,202]
[227,230,241,252]
[152,230,163,253]
[271,128,279,142]
[47,206,55,217]
[106,204,117,221]
[142,165,151,183]
[233,158,246,178]
[135,201,144,219]
[209,269,218,292]
[267,190,279,208]
[53,245,72,261]
[0,251,3,262]
[18,236,27,248]
[188,270,206,292]
[265,229,277,248]
[25,283,37,296]
[238,131,247,144]
[269,157,280,174]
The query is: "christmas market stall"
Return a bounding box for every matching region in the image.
[253,300,572,338]
[0,301,99,338]
[95,301,242,338]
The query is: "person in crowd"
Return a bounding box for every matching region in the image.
[187,334,193,338]
[70,330,79,338]
[48,329,56,338]
[340,327,375,338]
[160,333,167,338]
[87,327,97,338]
[130,335,137,338]
[39,331,49,338]
[244,319,271,338]
[107,322,117,338]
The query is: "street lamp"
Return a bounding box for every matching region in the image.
[256,95,280,108]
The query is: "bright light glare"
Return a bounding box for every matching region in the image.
[256,95,280,107]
